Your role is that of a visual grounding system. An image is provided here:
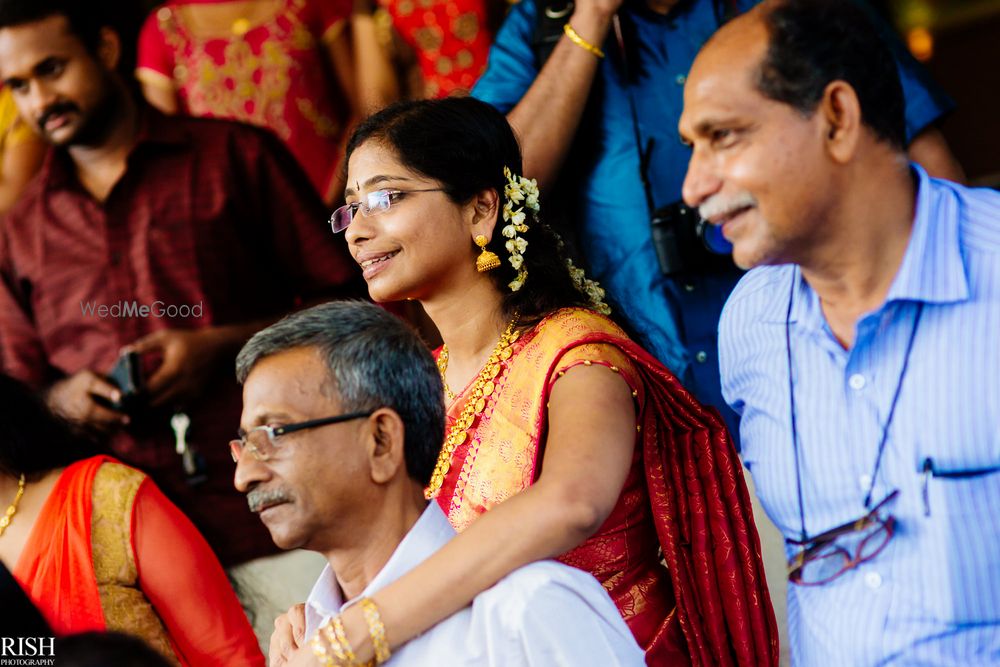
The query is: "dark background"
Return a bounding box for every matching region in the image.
[874,0,1000,185]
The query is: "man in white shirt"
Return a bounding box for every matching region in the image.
[231,301,644,666]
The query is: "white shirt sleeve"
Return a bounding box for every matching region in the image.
[471,562,646,666]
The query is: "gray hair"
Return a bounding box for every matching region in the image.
[236,301,443,486]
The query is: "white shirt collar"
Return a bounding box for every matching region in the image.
[305,502,455,636]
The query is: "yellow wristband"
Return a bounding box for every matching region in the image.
[563,23,605,59]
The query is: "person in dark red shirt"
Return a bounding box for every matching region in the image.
[0,0,361,570]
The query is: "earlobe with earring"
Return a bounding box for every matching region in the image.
[474,235,501,272]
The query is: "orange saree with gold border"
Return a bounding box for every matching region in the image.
[13,456,263,666]
[434,308,778,666]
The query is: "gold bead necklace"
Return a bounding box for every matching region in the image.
[0,474,26,537]
[426,313,520,500]
[436,345,457,401]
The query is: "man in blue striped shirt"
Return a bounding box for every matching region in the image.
[680,0,1000,664]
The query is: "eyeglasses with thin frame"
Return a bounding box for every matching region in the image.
[785,489,899,586]
[329,188,444,233]
[230,410,374,462]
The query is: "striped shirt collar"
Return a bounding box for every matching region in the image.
[883,164,969,305]
[769,164,970,328]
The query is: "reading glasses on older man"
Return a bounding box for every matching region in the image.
[329,188,444,233]
[786,489,899,586]
[230,410,374,462]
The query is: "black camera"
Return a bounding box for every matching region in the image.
[650,200,735,276]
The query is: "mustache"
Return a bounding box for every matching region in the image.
[246,487,293,513]
[698,191,758,222]
[37,102,80,130]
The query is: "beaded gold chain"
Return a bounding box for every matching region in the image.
[0,474,26,537]
[435,346,456,401]
[426,313,520,500]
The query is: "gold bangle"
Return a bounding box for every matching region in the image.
[359,598,391,664]
[331,615,358,664]
[563,23,605,58]
[310,631,336,667]
[322,618,348,663]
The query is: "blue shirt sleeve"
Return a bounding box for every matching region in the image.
[472,0,540,112]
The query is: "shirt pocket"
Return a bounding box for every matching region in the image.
[920,460,1000,624]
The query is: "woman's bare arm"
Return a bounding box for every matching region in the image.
[276,363,637,664]
[349,3,400,114]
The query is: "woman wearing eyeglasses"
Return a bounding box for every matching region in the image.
[0,374,263,666]
[278,97,777,666]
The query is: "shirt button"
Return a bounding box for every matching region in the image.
[858,474,872,490]
[675,74,686,85]
[864,571,883,589]
[695,351,708,363]
[683,283,696,293]
[848,373,866,390]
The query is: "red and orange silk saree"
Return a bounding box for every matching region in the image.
[434,308,778,666]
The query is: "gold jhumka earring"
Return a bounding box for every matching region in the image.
[474,235,501,272]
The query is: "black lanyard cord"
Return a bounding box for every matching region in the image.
[786,269,925,542]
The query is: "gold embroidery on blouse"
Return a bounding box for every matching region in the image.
[413,26,444,52]
[435,56,453,75]
[455,49,474,69]
[296,98,340,139]
[91,463,178,665]
[395,0,415,17]
[451,12,480,43]
[156,0,339,142]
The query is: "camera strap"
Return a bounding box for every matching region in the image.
[611,13,656,216]
[610,1,739,216]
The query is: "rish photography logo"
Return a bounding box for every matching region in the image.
[80,300,204,319]
[0,637,55,666]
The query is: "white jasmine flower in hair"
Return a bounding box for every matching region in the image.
[566,258,611,314]
[500,165,536,295]
[505,183,524,203]
[586,282,607,302]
